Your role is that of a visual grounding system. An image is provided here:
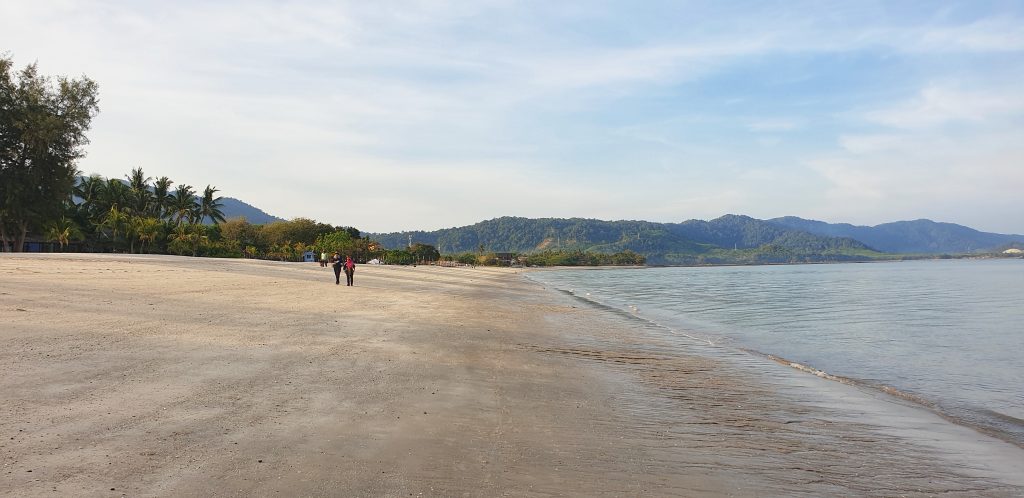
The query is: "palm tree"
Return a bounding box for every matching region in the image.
[168,222,206,256]
[189,223,208,256]
[168,223,193,255]
[101,205,128,250]
[133,216,162,254]
[169,184,197,225]
[45,216,84,251]
[125,215,140,253]
[74,174,105,221]
[199,185,226,225]
[126,167,153,216]
[100,178,132,213]
[152,176,173,220]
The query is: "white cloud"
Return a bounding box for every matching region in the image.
[862,85,1024,129]
[910,17,1024,53]
[3,1,1024,233]
[809,128,1024,231]
[838,134,905,154]
[747,118,801,132]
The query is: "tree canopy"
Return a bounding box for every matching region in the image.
[1,56,99,252]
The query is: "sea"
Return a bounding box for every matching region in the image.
[525,258,1024,449]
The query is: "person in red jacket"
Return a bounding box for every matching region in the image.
[344,256,356,286]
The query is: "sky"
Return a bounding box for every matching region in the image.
[2,1,1023,234]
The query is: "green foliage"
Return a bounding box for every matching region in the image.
[314,230,354,254]
[380,249,415,265]
[198,186,226,224]
[1,56,99,252]
[448,252,477,264]
[218,217,262,255]
[373,215,887,266]
[409,243,440,262]
[45,216,84,250]
[262,217,335,247]
[771,216,1024,254]
[169,184,197,224]
[522,250,646,267]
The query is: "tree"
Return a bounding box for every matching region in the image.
[101,205,128,249]
[126,167,152,216]
[314,230,354,254]
[219,217,262,255]
[152,176,173,220]
[169,184,196,225]
[0,56,99,251]
[45,215,83,251]
[198,185,225,224]
[167,222,206,256]
[100,178,132,213]
[73,174,104,219]
[410,242,440,263]
[133,216,162,254]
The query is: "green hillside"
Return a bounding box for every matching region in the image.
[769,216,1024,253]
[370,215,886,265]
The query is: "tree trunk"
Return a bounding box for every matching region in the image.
[0,220,8,252]
[16,221,29,253]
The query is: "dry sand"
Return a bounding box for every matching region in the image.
[2,254,1022,497]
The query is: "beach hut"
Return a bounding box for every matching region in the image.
[302,250,316,262]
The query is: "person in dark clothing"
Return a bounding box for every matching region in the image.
[330,251,343,285]
[344,255,355,286]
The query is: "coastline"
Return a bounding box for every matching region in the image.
[2,254,1022,496]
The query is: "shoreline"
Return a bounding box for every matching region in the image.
[517,253,1023,272]
[3,254,1022,496]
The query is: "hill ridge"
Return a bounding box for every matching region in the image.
[768,216,1024,254]
[369,215,880,265]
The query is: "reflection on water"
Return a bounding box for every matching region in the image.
[527,293,1024,496]
[527,259,1024,447]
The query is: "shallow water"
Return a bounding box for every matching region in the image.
[526,259,1024,448]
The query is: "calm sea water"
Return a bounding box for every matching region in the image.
[526,259,1024,447]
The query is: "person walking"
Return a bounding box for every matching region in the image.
[330,251,343,285]
[344,255,356,286]
[320,251,327,268]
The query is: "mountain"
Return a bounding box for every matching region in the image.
[669,214,869,251]
[369,215,881,265]
[768,217,1024,254]
[220,197,284,224]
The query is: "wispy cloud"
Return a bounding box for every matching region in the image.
[862,85,1024,129]
[747,118,802,132]
[2,1,1023,232]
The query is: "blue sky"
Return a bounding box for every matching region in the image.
[3,1,1023,233]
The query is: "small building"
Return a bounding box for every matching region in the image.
[302,250,316,262]
[494,252,516,266]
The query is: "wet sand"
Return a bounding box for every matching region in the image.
[1,254,1022,496]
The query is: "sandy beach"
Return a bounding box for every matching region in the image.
[2,254,1022,497]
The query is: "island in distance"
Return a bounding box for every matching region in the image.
[214,194,1023,265]
[366,215,1024,265]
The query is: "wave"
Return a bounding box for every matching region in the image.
[749,350,1024,449]
[530,275,1024,449]
[550,287,730,348]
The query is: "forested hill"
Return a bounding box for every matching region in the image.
[369,215,879,265]
[220,197,284,224]
[769,217,1024,254]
